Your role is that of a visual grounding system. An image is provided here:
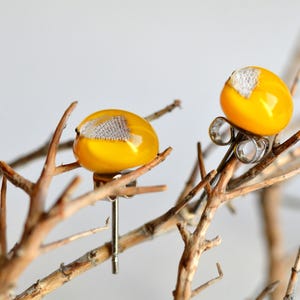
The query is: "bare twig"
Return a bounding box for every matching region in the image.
[223,165,300,202]
[228,130,300,190]
[54,162,80,175]
[64,148,172,218]
[14,171,215,300]
[197,142,211,195]
[144,99,181,122]
[41,218,110,253]
[0,177,7,257]
[175,142,217,219]
[258,146,300,181]
[204,236,222,251]
[25,102,78,230]
[0,121,172,296]
[257,67,300,300]
[283,247,300,300]
[173,155,238,299]
[177,222,191,245]
[1,84,299,300]
[115,184,167,197]
[191,262,223,297]
[290,68,300,97]
[13,149,170,293]
[0,103,79,295]
[175,159,199,206]
[8,139,74,170]
[149,170,217,231]
[259,186,285,300]
[255,281,280,300]
[15,218,179,300]
[282,35,300,91]
[0,161,34,195]
[49,176,82,215]
[11,130,300,300]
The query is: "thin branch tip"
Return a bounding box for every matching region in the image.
[284,247,300,299]
[144,100,181,122]
[216,262,223,276]
[255,281,280,300]
[190,262,224,297]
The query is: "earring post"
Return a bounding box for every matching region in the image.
[111,197,119,274]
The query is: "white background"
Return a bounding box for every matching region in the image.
[0,1,300,299]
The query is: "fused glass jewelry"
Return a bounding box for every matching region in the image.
[209,66,293,164]
[73,109,159,173]
[73,109,159,274]
[220,66,293,136]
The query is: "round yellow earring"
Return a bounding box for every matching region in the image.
[220,66,293,136]
[73,109,159,173]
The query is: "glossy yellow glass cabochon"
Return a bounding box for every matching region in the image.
[73,109,159,173]
[220,66,293,136]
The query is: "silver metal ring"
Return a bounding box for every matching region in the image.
[234,136,269,164]
[209,117,235,146]
[209,116,272,164]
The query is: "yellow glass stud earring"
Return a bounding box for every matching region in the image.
[73,109,159,274]
[220,66,293,136]
[209,66,293,165]
[73,109,159,173]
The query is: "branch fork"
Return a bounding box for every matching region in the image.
[0,102,174,298]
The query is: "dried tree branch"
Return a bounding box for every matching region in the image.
[144,99,181,122]
[174,142,217,222]
[149,170,217,231]
[176,160,198,202]
[256,61,300,300]
[223,165,300,202]
[255,281,280,300]
[8,140,74,170]
[0,103,79,296]
[197,142,211,195]
[54,162,80,175]
[228,130,300,190]
[176,222,191,245]
[25,101,78,230]
[283,247,300,300]
[204,236,222,252]
[259,185,285,300]
[40,218,110,253]
[10,129,300,300]
[0,82,299,300]
[289,68,300,97]
[115,184,167,197]
[258,146,300,182]
[49,176,82,217]
[171,122,300,300]
[0,161,34,195]
[191,262,223,297]
[282,35,300,88]
[14,170,215,300]
[0,176,7,257]
[173,151,238,299]
[0,103,173,298]
[15,221,176,300]
[62,147,172,218]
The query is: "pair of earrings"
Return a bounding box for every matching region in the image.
[73,66,293,274]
